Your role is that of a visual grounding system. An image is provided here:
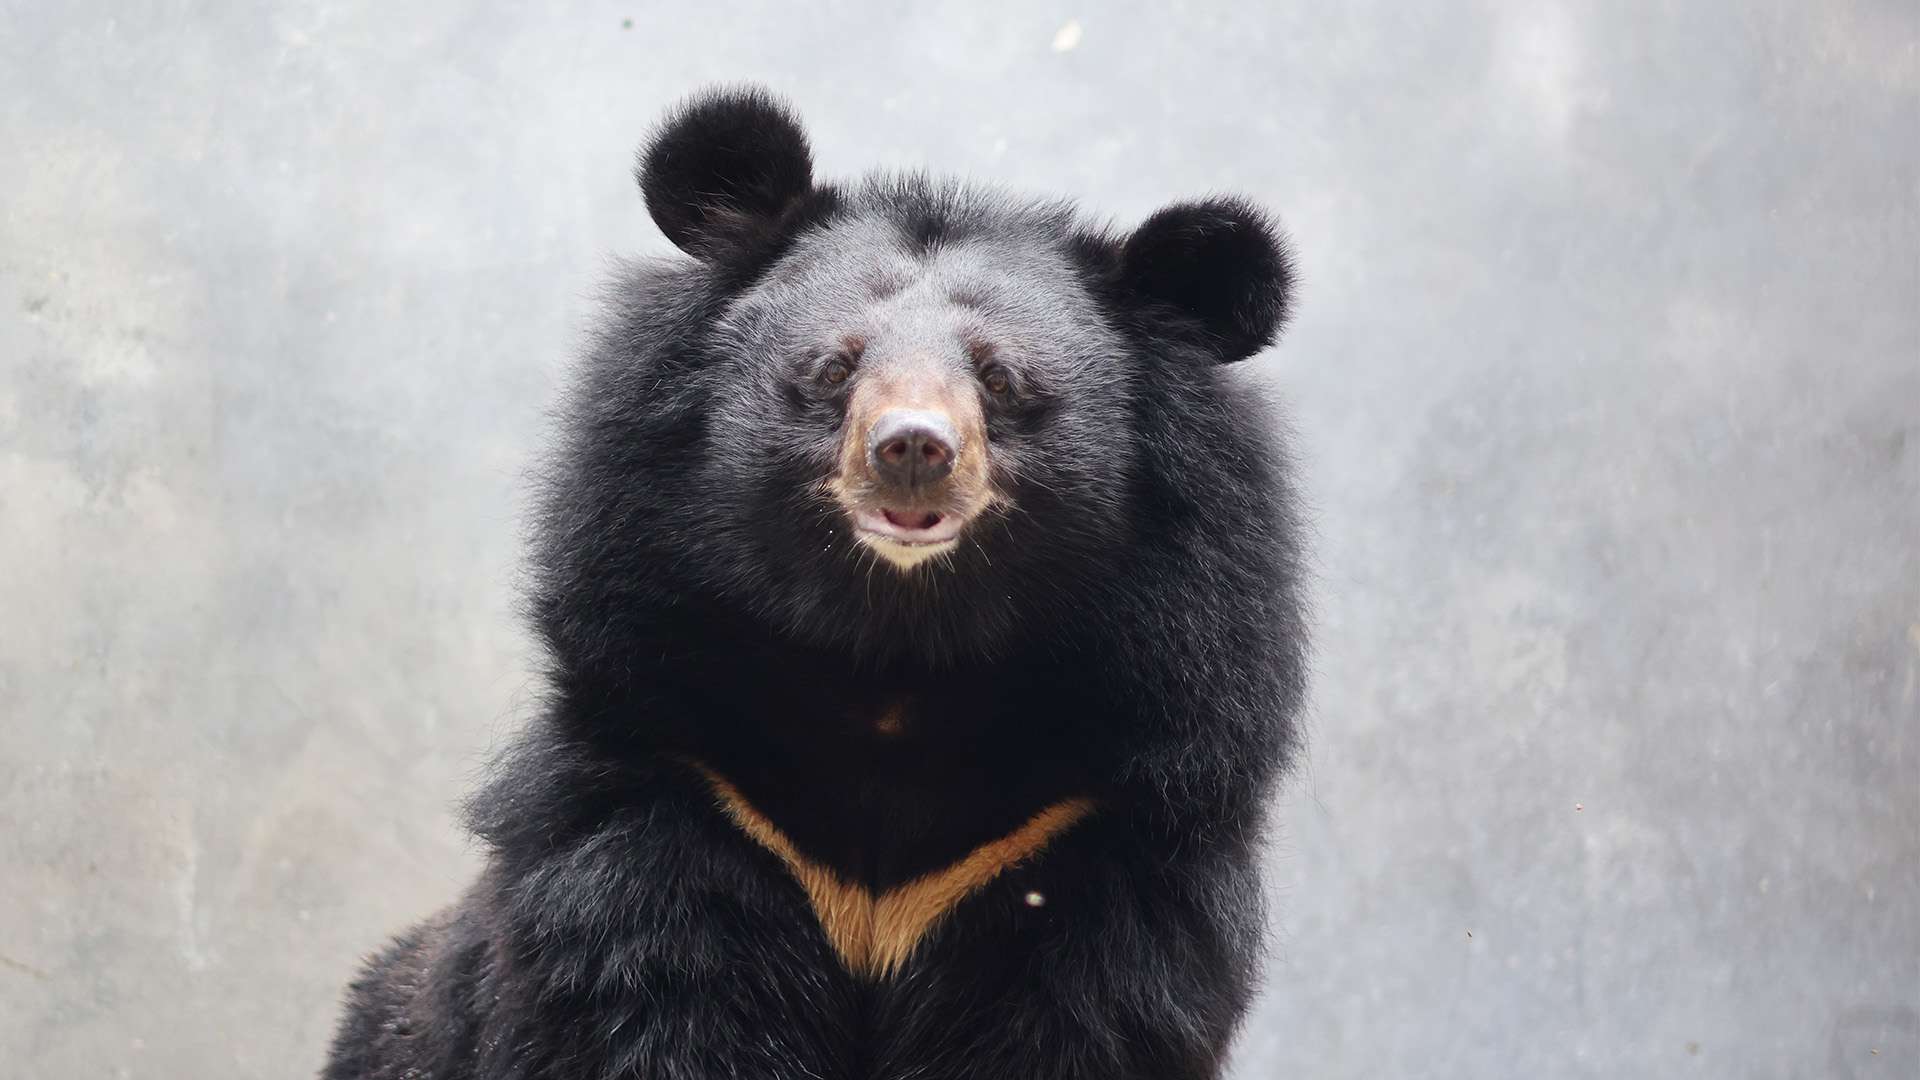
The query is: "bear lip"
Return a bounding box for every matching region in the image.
[854,508,966,545]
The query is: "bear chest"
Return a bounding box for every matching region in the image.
[685,694,1097,978]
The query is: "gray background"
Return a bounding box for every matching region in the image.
[3,2,1915,1077]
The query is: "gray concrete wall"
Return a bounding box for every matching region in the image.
[2,2,1915,1077]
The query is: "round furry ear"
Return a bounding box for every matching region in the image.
[637,86,815,256]
[1118,197,1295,362]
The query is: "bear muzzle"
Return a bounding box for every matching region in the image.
[833,398,991,572]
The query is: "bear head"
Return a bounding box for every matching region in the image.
[537,86,1297,669]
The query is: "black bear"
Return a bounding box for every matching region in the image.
[323,86,1307,1080]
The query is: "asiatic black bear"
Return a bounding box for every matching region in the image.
[324,85,1307,1080]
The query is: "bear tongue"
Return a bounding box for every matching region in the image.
[882,509,943,531]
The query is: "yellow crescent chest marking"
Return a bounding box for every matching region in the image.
[690,763,1094,979]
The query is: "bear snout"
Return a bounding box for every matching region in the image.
[832,372,994,572]
[868,409,958,489]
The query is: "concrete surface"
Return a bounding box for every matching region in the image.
[2,2,1916,1077]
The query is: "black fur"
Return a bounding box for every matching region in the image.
[639,85,820,266]
[1119,198,1296,363]
[324,87,1308,1080]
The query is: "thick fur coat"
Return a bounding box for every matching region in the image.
[323,87,1308,1080]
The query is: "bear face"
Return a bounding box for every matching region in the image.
[537,87,1296,670]
[712,207,1136,577]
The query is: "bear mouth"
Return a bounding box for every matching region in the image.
[859,508,965,544]
[850,507,967,569]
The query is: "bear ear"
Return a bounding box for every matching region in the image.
[1117,197,1295,363]
[637,86,815,257]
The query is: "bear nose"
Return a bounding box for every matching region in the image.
[869,409,956,488]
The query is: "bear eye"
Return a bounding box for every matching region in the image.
[981,365,1012,396]
[821,356,854,385]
